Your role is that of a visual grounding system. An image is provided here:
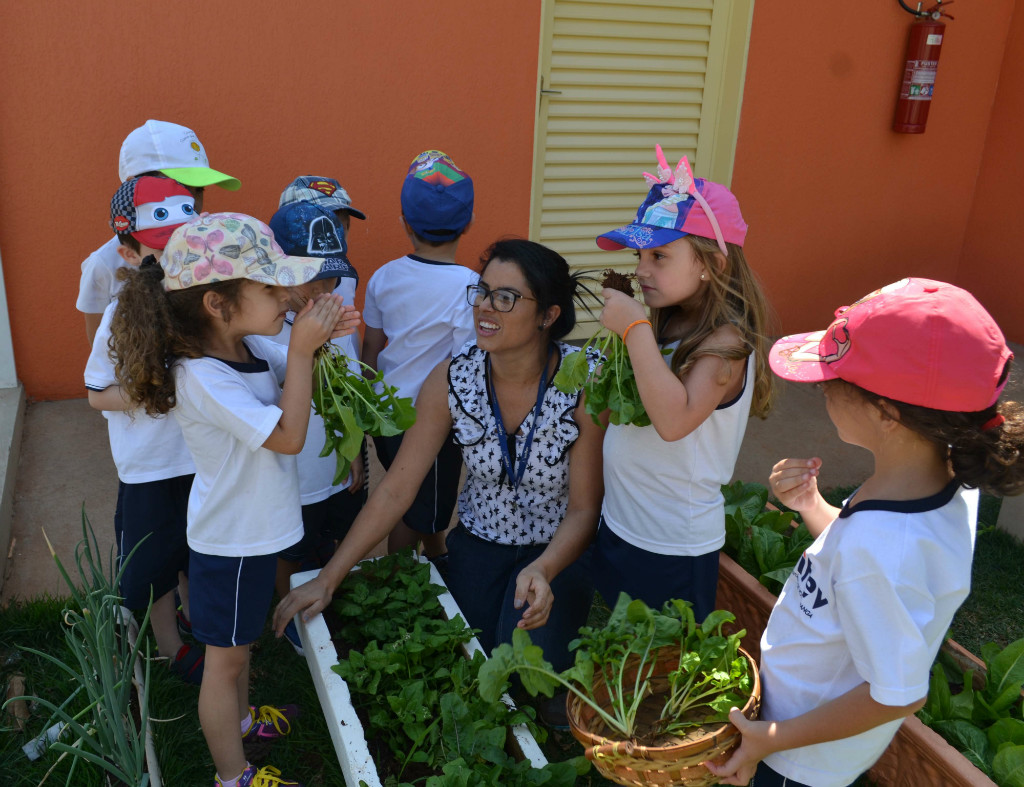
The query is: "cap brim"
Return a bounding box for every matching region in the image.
[310,256,351,282]
[160,167,241,191]
[769,330,841,384]
[596,225,688,250]
[343,207,367,220]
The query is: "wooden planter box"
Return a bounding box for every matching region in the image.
[289,558,547,787]
[715,552,997,787]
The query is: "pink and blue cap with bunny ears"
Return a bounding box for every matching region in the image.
[596,145,747,255]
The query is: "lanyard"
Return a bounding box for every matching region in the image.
[487,346,554,497]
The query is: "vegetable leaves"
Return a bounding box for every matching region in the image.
[312,344,416,484]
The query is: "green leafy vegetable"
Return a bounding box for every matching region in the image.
[480,594,752,743]
[312,343,416,484]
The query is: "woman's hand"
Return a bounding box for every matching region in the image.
[702,708,774,785]
[289,294,345,356]
[768,457,822,512]
[600,288,647,337]
[513,562,554,630]
[273,575,332,636]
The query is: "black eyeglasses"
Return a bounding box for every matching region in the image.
[466,284,537,313]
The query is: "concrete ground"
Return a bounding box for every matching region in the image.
[2,348,1021,603]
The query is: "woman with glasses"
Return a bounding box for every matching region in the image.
[274,238,602,687]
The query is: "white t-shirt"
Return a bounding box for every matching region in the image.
[77,236,127,314]
[268,303,359,504]
[173,335,303,557]
[363,254,478,402]
[83,301,195,484]
[760,482,977,787]
[601,353,754,556]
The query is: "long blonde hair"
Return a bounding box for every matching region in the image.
[649,235,776,418]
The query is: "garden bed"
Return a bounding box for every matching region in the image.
[289,556,548,787]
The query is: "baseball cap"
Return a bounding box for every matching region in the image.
[400,150,474,242]
[269,201,356,284]
[118,120,241,190]
[769,278,1013,412]
[596,145,746,255]
[278,177,366,220]
[160,212,324,292]
[110,177,196,250]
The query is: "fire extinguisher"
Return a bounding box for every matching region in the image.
[893,0,954,134]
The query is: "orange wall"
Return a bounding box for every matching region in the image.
[0,2,542,400]
[731,1,1018,337]
[956,3,1024,340]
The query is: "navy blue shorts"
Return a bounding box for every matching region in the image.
[188,550,277,647]
[752,761,848,786]
[114,475,192,609]
[590,518,719,622]
[278,486,367,562]
[374,430,462,535]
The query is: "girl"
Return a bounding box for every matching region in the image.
[592,146,774,620]
[705,278,1024,787]
[274,239,603,687]
[110,212,358,787]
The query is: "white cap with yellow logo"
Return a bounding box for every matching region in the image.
[118,120,241,190]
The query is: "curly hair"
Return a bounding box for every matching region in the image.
[648,235,776,418]
[109,258,243,416]
[841,373,1024,497]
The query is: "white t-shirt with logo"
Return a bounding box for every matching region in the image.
[363,254,478,402]
[759,482,977,786]
[77,236,127,314]
[173,335,303,557]
[83,301,195,484]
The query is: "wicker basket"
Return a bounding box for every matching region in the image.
[566,647,760,787]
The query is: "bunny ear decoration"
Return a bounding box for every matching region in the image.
[674,156,695,197]
[642,143,676,186]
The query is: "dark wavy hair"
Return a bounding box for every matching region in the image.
[109,257,243,416]
[478,238,594,341]
[838,370,1024,497]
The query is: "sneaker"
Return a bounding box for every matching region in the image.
[176,605,193,638]
[215,763,304,786]
[537,692,570,731]
[283,620,304,656]
[241,704,300,744]
[168,643,204,685]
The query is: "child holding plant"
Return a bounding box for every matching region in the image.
[109,212,359,787]
[85,175,203,684]
[266,200,368,656]
[590,145,774,621]
[706,279,1024,787]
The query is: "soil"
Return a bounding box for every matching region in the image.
[601,269,636,297]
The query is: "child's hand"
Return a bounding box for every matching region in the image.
[330,303,361,340]
[702,708,773,785]
[769,457,822,512]
[600,288,648,337]
[289,293,345,356]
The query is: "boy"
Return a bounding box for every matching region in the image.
[84,176,203,683]
[362,150,478,564]
[78,119,240,346]
[266,200,368,654]
[278,176,367,232]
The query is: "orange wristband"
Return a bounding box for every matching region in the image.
[621,319,652,343]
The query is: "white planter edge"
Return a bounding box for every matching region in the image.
[290,556,548,787]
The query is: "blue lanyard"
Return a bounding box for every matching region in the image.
[487,346,554,496]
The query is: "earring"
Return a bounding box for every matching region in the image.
[538,322,547,331]
[700,272,706,281]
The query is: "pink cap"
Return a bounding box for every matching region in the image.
[770,278,1012,412]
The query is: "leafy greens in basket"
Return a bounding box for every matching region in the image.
[312,343,416,484]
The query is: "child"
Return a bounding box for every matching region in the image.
[266,200,368,654]
[77,119,240,347]
[85,175,203,683]
[278,175,367,232]
[591,145,774,621]
[362,150,479,562]
[705,278,1024,787]
[109,212,358,787]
